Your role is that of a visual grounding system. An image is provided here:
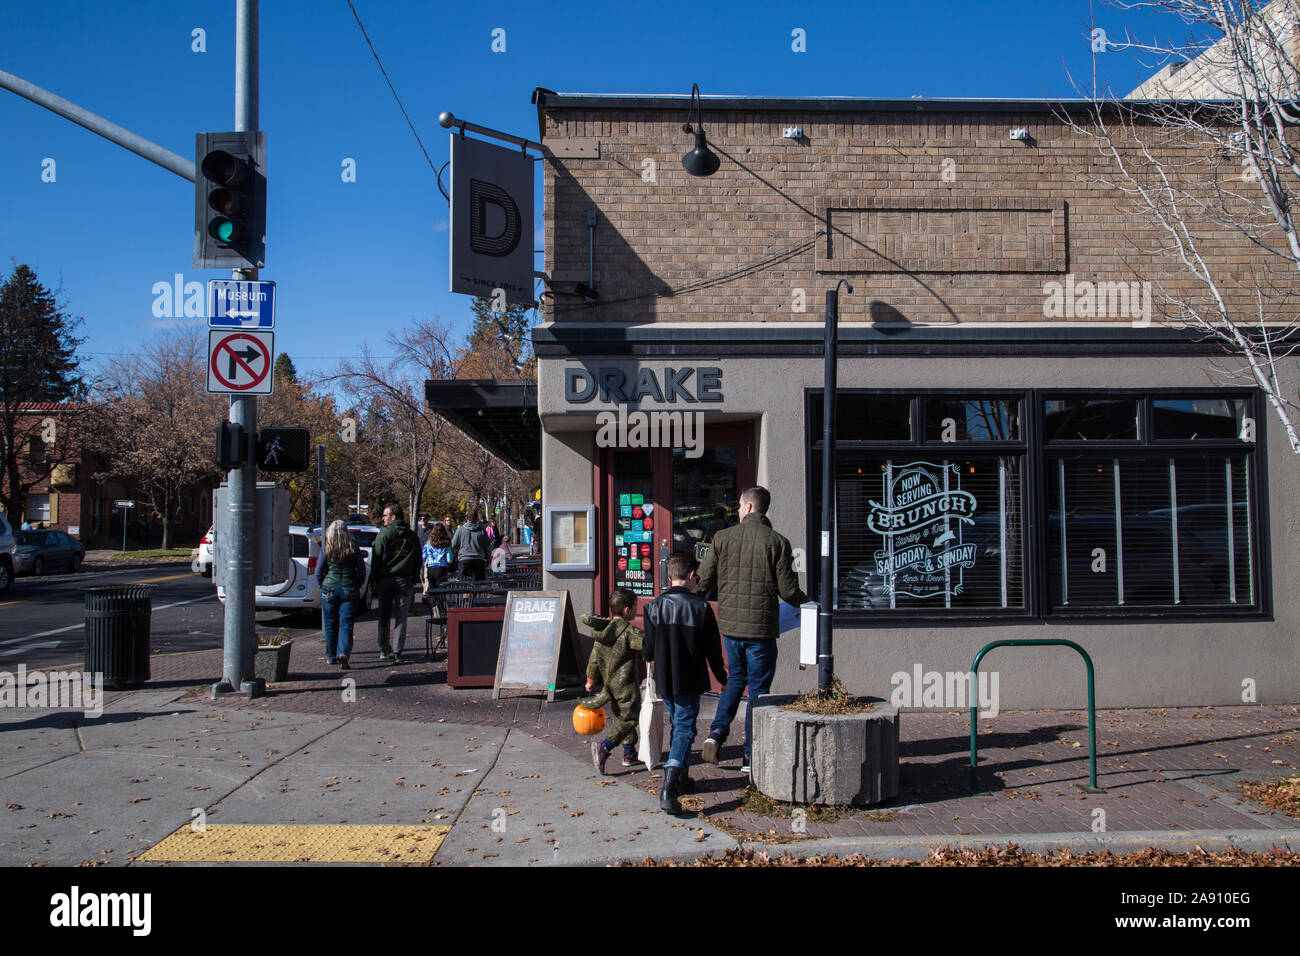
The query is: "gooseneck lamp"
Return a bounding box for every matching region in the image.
[681,83,720,177]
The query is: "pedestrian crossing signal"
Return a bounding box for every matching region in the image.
[256,427,311,472]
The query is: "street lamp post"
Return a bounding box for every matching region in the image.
[818,280,852,696]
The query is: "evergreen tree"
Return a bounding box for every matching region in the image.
[273,352,297,385]
[467,296,536,377]
[0,264,85,521]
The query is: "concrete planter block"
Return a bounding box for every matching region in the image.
[751,695,899,806]
[254,641,293,684]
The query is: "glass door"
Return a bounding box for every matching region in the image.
[597,422,756,616]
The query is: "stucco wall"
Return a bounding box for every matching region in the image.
[539,350,1299,709]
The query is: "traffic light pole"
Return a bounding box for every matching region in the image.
[0,69,195,182]
[213,0,262,699]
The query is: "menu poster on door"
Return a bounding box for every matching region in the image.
[614,493,655,596]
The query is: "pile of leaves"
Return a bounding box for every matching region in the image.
[739,787,872,824]
[783,676,876,716]
[1240,775,1300,818]
[623,844,1300,867]
[257,627,293,647]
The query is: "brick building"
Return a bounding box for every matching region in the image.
[6,403,213,549]
[527,90,1300,708]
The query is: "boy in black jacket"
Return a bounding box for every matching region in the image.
[642,551,727,814]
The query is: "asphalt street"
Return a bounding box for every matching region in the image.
[0,561,326,671]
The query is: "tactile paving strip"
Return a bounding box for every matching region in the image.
[136,825,451,863]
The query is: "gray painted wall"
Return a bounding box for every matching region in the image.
[539,351,1299,709]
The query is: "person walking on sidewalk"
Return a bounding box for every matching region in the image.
[579,588,644,774]
[450,508,493,581]
[316,520,366,669]
[371,503,421,664]
[696,485,807,773]
[643,551,727,815]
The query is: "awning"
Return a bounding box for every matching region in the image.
[424,378,540,471]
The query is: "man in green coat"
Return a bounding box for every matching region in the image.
[695,486,807,772]
[371,503,422,664]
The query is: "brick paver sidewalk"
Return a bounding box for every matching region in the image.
[130,612,1300,847]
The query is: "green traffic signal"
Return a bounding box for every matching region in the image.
[194,131,265,269]
[208,216,236,243]
[202,150,249,248]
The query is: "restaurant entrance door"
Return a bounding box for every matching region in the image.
[596,421,756,616]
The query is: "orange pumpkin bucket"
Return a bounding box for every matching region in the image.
[572,703,606,736]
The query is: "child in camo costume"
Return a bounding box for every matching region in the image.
[581,587,643,774]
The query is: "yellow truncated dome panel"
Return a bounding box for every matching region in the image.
[137,825,451,863]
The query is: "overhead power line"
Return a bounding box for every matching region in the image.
[346,0,444,199]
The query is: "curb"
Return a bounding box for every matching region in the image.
[733,828,1300,861]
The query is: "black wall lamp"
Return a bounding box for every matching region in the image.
[681,83,720,177]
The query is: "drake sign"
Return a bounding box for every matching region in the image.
[450,134,534,305]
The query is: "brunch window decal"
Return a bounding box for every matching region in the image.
[869,462,979,599]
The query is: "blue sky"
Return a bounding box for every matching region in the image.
[0,0,1186,383]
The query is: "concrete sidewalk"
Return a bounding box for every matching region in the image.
[2,617,1298,865]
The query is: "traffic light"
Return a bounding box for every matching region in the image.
[256,427,311,472]
[195,131,266,269]
[216,421,248,469]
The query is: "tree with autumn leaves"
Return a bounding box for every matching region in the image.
[330,297,538,525]
[70,293,536,541]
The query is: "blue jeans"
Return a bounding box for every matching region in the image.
[321,586,360,661]
[709,637,778,761]
[660,693,701,769]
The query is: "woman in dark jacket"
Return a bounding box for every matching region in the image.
[316,520,366,669]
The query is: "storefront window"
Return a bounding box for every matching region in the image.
[923,399,1020,441]
[1044,398,1139,441]
[811,389,1265,619]
[671,446,738,556]
[1048,455,1253,609]
[833,454,1024,611]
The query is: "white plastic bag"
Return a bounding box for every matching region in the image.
[637,673,665,770]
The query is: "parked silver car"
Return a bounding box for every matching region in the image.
[13,529,84,575]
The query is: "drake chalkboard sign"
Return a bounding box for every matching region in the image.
[493,590,583,701]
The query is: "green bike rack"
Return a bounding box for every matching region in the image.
[969,639,1104,794]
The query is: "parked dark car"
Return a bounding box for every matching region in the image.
[13,529,85,575]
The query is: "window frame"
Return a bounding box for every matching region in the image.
[807,386,1271,625]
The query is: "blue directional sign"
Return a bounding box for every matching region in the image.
[208,279,276,328]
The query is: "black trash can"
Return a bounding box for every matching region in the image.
[83,585,154,690]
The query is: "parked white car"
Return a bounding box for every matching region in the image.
[216,524,373,621]
[192,527,215,576]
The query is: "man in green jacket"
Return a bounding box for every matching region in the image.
[695,485,807,772]
[371,503,422,664]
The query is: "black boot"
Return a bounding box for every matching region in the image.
[660,766,684,814]
[676,769,695,794]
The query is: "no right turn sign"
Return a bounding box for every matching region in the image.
[207,329,274,394]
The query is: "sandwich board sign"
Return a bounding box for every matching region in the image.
[492,591,582,701]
